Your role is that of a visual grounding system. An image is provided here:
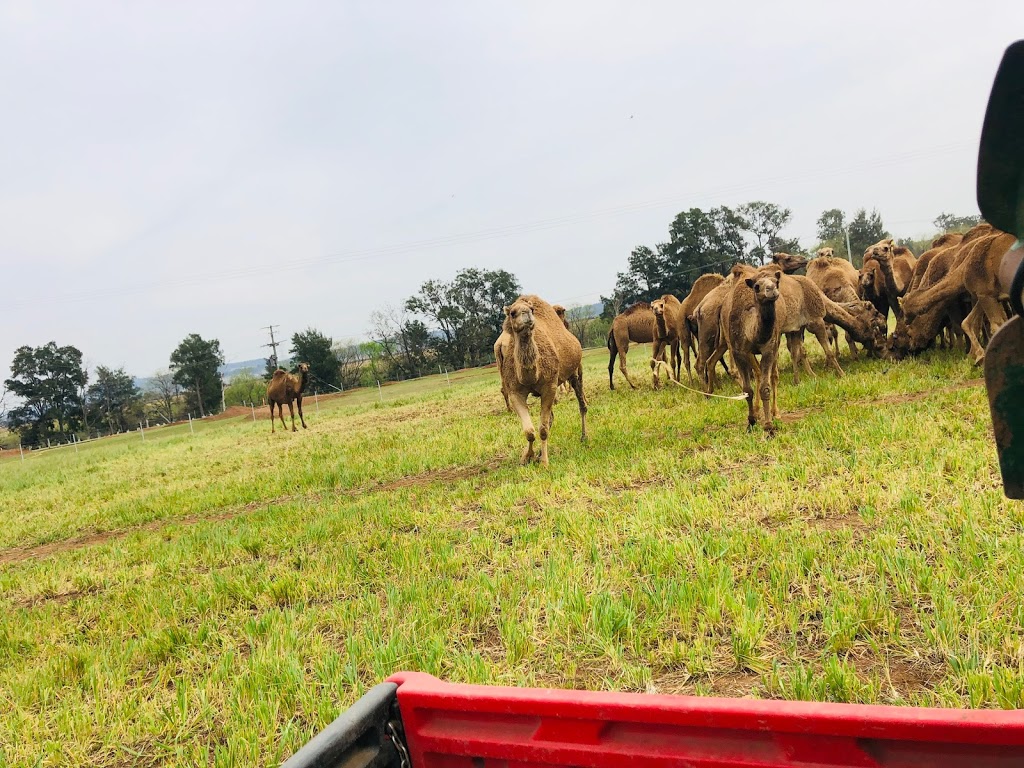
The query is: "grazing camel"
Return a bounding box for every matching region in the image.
[267,363,310,433]
[906,232,968,349]
[500,295,587,466]
[607,302,658,390]
[890,228,1015,364]
[677,273,725,384]
[650,295,683,387]
[806,253,863,358]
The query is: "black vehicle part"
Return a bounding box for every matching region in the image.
[281,682,409,768]
[979,40,1024,499]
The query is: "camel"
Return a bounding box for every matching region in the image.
[723,268,785,432]
[552,304,572,396]
[905,233,969,349]
[806,253,863,358]
[908,233,965,293]
[499,295,587,466]
[890,228,1015,364]
[692,272,743,394]
[267,363,310,433]
[859,240,916,322]
[607,302,658,390]
[771,252,809,274]
[650,295,683,387]
[677,273,725,384]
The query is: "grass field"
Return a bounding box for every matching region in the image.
[2,343,1023,767]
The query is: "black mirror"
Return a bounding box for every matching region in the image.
[977,40,1024,238]
[979,40,1024,498]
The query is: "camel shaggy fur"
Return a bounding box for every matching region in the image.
[494,332,512,411]
[677,273,725,384]
[607,302,658,390]
[890,228,1015,364]
[771,252,809,274]
[267,363,310,433]
[859,240,916,322]
[552,304,572,396]
[499,295,587,466]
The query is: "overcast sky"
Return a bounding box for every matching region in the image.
[2,1,1021,379]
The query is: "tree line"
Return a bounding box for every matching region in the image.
[2,205,977,449]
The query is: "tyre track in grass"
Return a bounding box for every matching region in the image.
[0,379,983,568]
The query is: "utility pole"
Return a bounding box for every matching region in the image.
[262,325,282,369]
[845,226,855,266]
[221,375,227,413]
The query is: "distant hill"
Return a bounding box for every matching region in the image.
[134,358,269,390]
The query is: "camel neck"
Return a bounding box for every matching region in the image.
[513,329,539,382]
[755,301,777,347]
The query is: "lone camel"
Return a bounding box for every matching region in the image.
[267,363,310,433]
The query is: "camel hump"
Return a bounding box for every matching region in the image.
[271,369,288,380]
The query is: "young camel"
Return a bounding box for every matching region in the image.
[806,252,863,358]
[890,229,1015,364]
[500,295,587,466]
[723,269,785,432]
[552,304,573,397]
[677,273,725,384]
[859,241,916,322]
[692,273,742,394]
[650,295,683,388]
[267,363,310,433]
[607,302,658,390]
[494,333,512,412]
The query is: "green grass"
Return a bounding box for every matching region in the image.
[2,343,1023,766]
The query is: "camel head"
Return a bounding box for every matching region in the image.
[859,301,889,351]
[552,304,567,320]
[771,252,808,274]
[859,260,879,292]
[650,298,667,319]
[745,269,782,304]
[869,238,896,263]
[816,246,835,260]
[504,298,537,335]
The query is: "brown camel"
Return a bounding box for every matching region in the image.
[908,233,965,293]
[723,268,785,432]
[607,302,658,390]
[677,273,725,384]
[692,272,743,394]
[906,232,969,349]
[806,253,863,358]
[771,252,810,274]
[552,304,572,396]
[267,362,310,433]
[650,295,683,387]
[890,229,1015,364]
[859,240,916,322]
[499,295,587,466]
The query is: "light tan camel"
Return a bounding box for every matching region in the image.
[499,295,587,466]
[267,363,310,433]
[607,302,658,390]
[494,333,512,411]
[693,272,744,394]
[807,253,863,358]
[650,295,683,388]
[859,241,916,322]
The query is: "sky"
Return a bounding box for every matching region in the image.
[2,1,1022,380]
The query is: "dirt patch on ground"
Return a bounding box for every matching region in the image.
[0,460,504,568]
[649,669,763,698]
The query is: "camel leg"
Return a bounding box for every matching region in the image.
[759,351,778,433]
[771,358,781,421]
[808,321,844,377]
[269,403,276,433]
[737,356,756,430]
[537,388,556,467]
[706,336,729,394]
[785,333,804,385]
[608,343,617,391]
[671,339,681,382]
[845,332,858,360]
[287,400,297,432]
[651,339,665,389]
[966,296,1009,365]
[278,402,288,431]
[618,342,640,389]
[569,368,588,442]
[509,392,536,464]
[682,332,693,384]
[297,396,307,429]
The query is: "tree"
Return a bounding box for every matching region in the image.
[815,208,849,260]
[934,212,982,232]
[847,208,889,267]
[566,304,597,346]
[369,306,433,380]
[737,201,793,264]
[333,343,367,390]
[4,342,87,443]
[223,369,267,406]
[405,268,521,369]
[290,328,341,392]
[169,334,224,417]
[146,369,179,423]
[87,366,141,434]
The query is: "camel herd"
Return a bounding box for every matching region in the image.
[497,223,1016,461]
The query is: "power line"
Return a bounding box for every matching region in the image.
[11,141,973,308]
[261,325,281,368]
